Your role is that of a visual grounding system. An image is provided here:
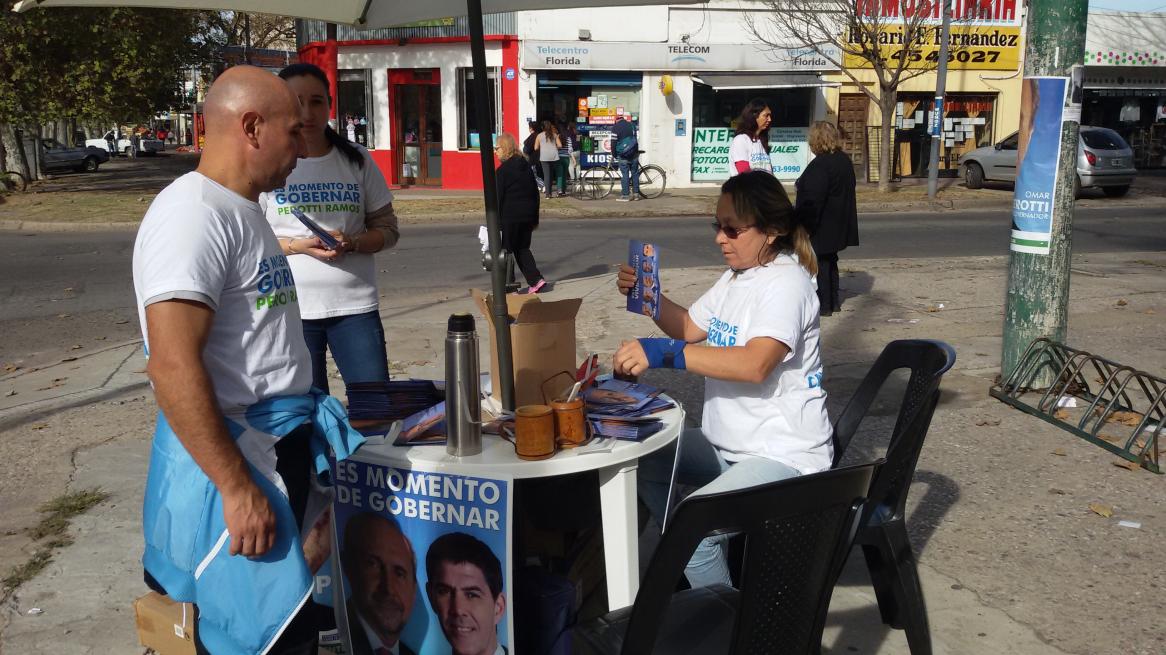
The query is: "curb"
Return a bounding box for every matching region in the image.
[3,195,1162,232]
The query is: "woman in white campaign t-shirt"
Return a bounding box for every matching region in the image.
[728,98,774,176]
[613,171,830,589]
[260,63,399,394]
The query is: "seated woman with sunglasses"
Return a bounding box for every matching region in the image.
[614,171,832,588]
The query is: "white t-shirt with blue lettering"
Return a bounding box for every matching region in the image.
[729,134,773,176]
[260,144,394,320]
[688,253,832,473]
[133,172,312,411]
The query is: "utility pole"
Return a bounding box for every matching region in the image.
[1000,0,1089,381]
[926,0,953,199]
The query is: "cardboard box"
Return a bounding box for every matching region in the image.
[471,290,582,408]
[134,592,196,655]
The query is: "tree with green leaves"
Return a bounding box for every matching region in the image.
[0,4,212,178]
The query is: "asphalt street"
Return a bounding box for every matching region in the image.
[2,205,1163,370]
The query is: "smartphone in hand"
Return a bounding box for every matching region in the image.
[289,208,342,250]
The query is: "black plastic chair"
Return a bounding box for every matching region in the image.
[574,461,879,655]
[831,339,956,655]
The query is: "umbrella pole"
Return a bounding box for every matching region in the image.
[467,0,515,411]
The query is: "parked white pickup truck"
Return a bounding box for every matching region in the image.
[84,130,164,156]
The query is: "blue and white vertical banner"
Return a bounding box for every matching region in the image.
[330,459,513,655]
[1010,76,1069,255]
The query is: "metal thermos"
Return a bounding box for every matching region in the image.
[445,313,482,457]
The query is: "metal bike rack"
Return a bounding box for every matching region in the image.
[990,338,1164,474]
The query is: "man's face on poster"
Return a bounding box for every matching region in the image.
[347,519,417,644]
[428,561,506,655]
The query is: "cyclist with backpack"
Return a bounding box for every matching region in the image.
[612,113,640,201]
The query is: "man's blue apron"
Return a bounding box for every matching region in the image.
[142,392,365,654]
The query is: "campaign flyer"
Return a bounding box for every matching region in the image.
[330,461,513,655]
[626,240,660,319]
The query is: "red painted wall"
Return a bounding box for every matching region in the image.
[299,35,518,190]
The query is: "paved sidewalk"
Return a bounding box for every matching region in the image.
[1,251,1164,653]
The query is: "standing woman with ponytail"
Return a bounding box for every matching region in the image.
[614,170,831,588]
[261,63,400,394]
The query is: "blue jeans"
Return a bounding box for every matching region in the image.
[639,427,802,588]
[618,158,640,197]
[301,310,389,395]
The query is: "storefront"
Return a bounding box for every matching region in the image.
[892,93,998,177]
[534,70,643,169]
[299,36,520,189]
[520,40,840,185]
[831,0,1023,180]
[1083,11,1166,168]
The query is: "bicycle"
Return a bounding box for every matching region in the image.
[1,169,27,194]
[577,153,666,200]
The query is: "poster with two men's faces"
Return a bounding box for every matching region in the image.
[324,459,512,655]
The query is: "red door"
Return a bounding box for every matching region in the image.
[389,69,442,186]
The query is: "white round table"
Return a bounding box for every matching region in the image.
[351,399,685,610]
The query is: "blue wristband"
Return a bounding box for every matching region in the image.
[639,338,687,370]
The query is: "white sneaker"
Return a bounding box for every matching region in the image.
[616,196,631,202]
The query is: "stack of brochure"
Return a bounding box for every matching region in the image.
[345,380,444,422]
[583,379,675,441]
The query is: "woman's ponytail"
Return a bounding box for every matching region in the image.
[791,224,818,276]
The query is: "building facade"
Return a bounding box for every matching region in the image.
[1083,10,1166,169]
[296,3,1162,190]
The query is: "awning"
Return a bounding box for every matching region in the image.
[692,72,839,90]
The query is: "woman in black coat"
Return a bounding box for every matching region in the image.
[495,132,547,294]
[795,121,859,316]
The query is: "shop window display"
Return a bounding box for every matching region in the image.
[690,83,816,181]
[894,93,996,177]
[536,72,642,168]
[337,69,373,147]
[457,67,501,150]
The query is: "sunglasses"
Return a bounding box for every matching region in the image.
[710,222,755,239]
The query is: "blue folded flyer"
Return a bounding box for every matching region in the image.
[626,240,660,319]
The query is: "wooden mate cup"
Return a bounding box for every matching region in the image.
[551,397,587,448]
[514,404,555,460]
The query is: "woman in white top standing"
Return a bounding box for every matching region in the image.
[533,120,562,199]
[261,63,400,394]
[614,170,831,588]
[728,98,775,176]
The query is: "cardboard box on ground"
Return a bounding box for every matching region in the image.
[471,290,582,408]
[134,592,196,655]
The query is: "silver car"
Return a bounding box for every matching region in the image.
[958,126,1136,197]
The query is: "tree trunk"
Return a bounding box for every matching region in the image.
[1,124,33,181]
[877,89,899,193]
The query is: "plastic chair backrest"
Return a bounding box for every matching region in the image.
[832,339,956,467]
[620,462,879,655]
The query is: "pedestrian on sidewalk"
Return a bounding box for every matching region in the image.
[795,121,858,316]
[132,65,365,655]
[534,120,561,200]
[729,98,774,176]
[612,113,640,201]
[261,63,400,395]
[495,132,547,294]
[556,121,574,197]
[613,171,830,588]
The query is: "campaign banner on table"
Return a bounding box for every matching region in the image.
[1011,76,1069,255]
[329,460,513,655]
[691,127,811,181]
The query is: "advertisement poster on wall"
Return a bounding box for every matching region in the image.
[1010,76,1069,255]
[328,459,513,655]
[691,127,812,180]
